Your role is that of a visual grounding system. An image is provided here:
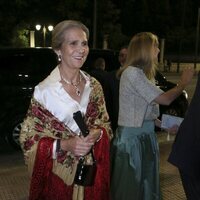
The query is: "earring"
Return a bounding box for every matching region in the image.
[58,54,62,62]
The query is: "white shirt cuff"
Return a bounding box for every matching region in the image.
[52,140,57,159]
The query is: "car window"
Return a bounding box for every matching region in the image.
[0,49,57,85]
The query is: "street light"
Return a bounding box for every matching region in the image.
[29,30,35,47]
[35,24,54,47]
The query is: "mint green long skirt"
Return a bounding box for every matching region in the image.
[111,121,161,200]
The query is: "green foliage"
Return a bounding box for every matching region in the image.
[91,0,129,49]
[117,0,199,53]
[11,26,29,47]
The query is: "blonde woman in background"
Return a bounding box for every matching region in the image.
[111,32,194,200]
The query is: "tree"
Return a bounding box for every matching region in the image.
[91,0,128,49]
[0,0,200,52]
[114,0,199,53]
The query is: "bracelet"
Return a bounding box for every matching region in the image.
[56,139,64,156]
[56,139,61,153]
[96,130,103,143]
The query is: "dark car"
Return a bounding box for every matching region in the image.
[0,47,58,149]
[0,48,188,149]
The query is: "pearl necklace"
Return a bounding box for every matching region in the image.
[61,73,82,96]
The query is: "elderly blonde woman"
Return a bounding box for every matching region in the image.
[111,32,194,200]
[20,20,112,200]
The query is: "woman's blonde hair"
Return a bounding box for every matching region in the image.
[117,32,159,80]
[51,20,89,50]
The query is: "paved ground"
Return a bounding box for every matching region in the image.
[158,133,186,200]
[0,143,29,200]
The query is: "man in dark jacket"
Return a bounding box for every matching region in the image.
[168,71,200,199]
[107,46,128,131]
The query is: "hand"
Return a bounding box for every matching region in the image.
[167,124,179,135]
[179,68,194,87]
[155,118,161,128]
[85,128,102,144]
[60,136,94,157]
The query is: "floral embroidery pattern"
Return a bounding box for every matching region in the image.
[85,77,112,138]
[20,98,75,167]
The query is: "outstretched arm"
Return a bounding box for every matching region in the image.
[154,68,194,105]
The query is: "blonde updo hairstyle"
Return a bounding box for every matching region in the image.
[51,20,89,51]
[118,32,159,80]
